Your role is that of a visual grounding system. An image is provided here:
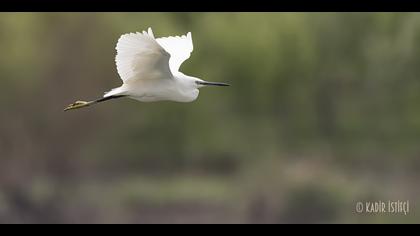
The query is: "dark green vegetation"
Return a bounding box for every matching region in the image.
[0,13,419,223]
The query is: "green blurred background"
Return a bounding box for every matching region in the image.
[0,12,419,223]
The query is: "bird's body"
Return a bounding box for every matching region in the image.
[65,27,229,111]
[107,72,200,103]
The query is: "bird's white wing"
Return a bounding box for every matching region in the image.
[115,28,173,83]
[156,32,193,73]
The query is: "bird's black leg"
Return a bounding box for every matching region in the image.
[93,95,127,104]
[64,95,127,111]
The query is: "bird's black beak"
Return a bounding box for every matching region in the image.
[196,81,230,87]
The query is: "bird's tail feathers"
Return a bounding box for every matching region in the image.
[104,86,126,98]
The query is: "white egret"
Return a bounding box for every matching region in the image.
[64,27,229,111]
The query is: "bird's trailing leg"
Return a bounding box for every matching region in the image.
[64,101,94,111]
[64,95,126,111]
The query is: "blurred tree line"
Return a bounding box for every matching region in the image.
[0,13,419,223]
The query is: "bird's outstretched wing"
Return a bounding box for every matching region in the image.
[156,32,193,73]
[115,28,173,83]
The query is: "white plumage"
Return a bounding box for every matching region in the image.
[156,31,193,73]
[114,28,172,84]
[65,27,229,111]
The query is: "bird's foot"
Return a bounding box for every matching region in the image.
[64,101,91,111]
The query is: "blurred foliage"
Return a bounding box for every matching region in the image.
[0,13,420,223]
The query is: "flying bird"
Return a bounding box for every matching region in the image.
[64,27,229,111]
